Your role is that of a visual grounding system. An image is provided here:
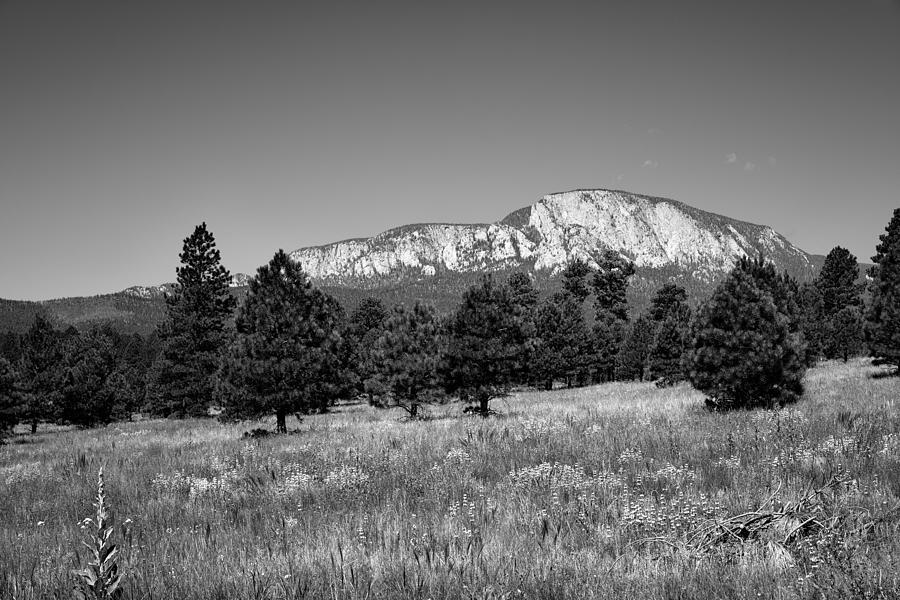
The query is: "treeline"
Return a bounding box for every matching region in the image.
[2,209,900,439]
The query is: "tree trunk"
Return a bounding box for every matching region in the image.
[479,393,490,417]
[30,419,37,435]
[409,402,419,418]
[276,410,287,434]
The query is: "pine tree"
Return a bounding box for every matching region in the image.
[148,223,236,418]
[592,251,636,382]
[866,208,900,370]
[816,247,861,315]
[218,250,344,433]
[648,313,688,385]
[57,330,123,428]
[530,292,593,389]
[649,283,688,322]
[507,272,539,385]
[616,313,656,381]
[561,259,594,303]
[646,283,691,384]
[369,303,444,418]
[815,247,863,359]
[796,283,826,365]
[830,306,864,363]
[0,357,21,441]
[346,298,388,404]
[443,276,522,416]
[686,257,806,410]
[19,316,64,434]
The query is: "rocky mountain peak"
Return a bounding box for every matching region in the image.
[288,189,813,286]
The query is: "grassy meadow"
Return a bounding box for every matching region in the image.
[1,359,899,599]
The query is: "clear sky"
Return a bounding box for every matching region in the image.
[1,0,898,300]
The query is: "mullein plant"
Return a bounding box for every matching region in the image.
[73,468,123,599]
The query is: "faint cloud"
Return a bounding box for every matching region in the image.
[647,127,663,136]
[642,159,659,169]
[744,161,757,171]
[616,173,625,182]
[767,156,777,167]
[725,153,738,164]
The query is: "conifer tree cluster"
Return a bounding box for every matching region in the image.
[6,207,899,434]
[0,319,160,433]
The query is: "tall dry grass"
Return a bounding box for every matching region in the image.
[0,358,898,599]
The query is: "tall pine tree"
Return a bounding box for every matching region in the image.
[507,272,539,385]
[646,283,691,384]
[369,302,444,418]
[815,246,862,360]
[218,250,344,433]
[148,223,236,418]
[346,297,388,403]
[866,208,900,370]
[19,316,63,434]
[592,250,635,382]
[616,313,656,381]
[443,276,522,416]
[530,292,593,389]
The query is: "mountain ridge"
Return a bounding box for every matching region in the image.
[0,188,848,334]
[288,189,815,287]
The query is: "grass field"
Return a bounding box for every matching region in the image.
[1,359,899,599]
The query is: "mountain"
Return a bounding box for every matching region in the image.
[289,189,820,311]
[0,189,846,333]
[291,189,816,286]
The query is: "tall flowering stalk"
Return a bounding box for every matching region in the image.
[73,468,123,599]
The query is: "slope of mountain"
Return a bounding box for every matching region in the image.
[290,189,816,286]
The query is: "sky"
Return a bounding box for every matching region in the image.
[1,0,898,300]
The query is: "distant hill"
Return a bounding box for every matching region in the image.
[0,189,868,333]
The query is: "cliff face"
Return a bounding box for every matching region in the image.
[290,189,814,286]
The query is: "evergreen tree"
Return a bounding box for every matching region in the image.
[815,247,863,359]
[816,247,861,315]
[616,313,656,381]
[796,283,826,365]
[561,259,594,303]
[649,283,688,322]
[0,357,21,441]
[648,313,689,384]
[19,315,64,434]
[530,292,593,389]
[443,276,522,416]
[0,332,22,363]
[57,330,125,427]
[686,256,806,410]
[591,251,636,382]
[646,283,691,384]
[346,298,388,403]
[369,302,444,418]
[148,223,236,418]
[218,250,344,433]
[507,272,539,385]
[830,306,864,363]
[866,208,900,370]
